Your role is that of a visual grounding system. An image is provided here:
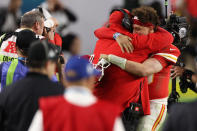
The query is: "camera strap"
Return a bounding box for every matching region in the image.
[139,81,142,103]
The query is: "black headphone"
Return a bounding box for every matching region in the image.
[111,9,133,32]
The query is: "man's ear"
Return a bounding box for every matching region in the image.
[34,21,40,30]
[15,46,20,54]
[45,61,50,69]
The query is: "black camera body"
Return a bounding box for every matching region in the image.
[165,14,193,109]
[122,103,143,131]
[163,14,194,93]
[163,14,189,51]
[179,69,197,93]
[129,103,143,118]
[45,27,51,33]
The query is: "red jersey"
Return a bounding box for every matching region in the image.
[49,32,62,47]
[39,96,121,131]
[148,44,180,100]
[93,10,174,115]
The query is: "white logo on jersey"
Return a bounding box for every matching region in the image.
[170,48,176,51]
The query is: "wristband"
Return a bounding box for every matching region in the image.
[113,33,121,40]
[108,54,127,69]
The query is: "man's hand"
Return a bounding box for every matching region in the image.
[116,34,133,53]
[100,54,108,61]
[171,66,185,79]
[44,27,55,41]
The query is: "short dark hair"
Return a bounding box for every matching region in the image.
[132,6,160,30]
[20,10,44,28]
[62,33,78,51]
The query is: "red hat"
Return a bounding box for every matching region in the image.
[186,0,197,18]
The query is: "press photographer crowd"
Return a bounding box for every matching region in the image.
[0,0,197,131]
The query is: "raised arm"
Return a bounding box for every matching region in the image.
[95,26,173,53]
[94,27,133,53]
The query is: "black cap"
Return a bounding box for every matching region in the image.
[16,29,39,55]
[28,40,59,63]
[62,33,77,51]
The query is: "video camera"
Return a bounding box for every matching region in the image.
[163,13,195,94]
[163,13,189,51]
[164,13,193,110]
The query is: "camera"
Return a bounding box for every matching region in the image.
[163,14,189,51]
[45,27,51,33]
[179,69,197,93]
[165,14,193,109]
[122,103,143,131]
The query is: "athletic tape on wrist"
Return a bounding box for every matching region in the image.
[108,54,127,69]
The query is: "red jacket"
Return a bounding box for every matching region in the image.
[39,96,121,131]
[93,10,174,115]
[49,32,62,47]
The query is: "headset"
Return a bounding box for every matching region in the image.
[111,9,133,32]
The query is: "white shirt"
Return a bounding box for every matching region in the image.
[28,86,125,131]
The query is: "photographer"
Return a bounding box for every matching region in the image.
[163,0,197,130]
[42,16,62,47]
[43,19,56,43]
[43,18,66,82]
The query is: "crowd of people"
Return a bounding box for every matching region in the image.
[0,0,197,131]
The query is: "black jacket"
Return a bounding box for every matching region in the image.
[163,100,197,131]
[0,72,65,131]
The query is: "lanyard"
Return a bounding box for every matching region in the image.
[18,57,27,61]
